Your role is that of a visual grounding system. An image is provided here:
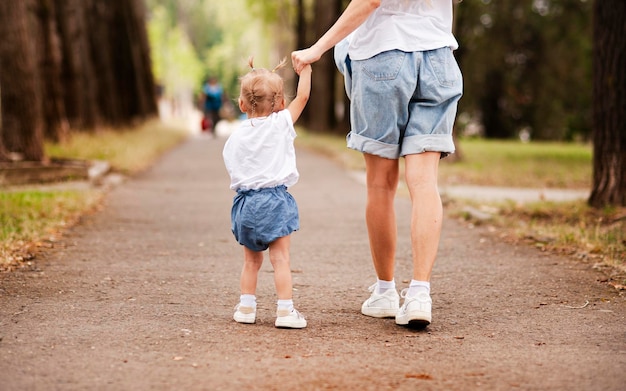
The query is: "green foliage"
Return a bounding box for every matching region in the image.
[145,0,281,103]
[147,5,205,101]
[455,0,592,140]
[245,0,295,23]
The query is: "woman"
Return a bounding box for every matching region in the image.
[292,0,462,327]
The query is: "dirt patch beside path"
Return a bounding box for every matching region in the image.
[1,136,624,390]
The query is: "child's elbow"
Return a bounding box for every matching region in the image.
[297,93,310,105]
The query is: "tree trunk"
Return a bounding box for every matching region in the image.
[307,0,342,133]
[54,0,100,130]
[0,0,45,161]
[86,0,123,126]
[111,0,157,121]
[588,0,626,207]
[36,0,70,142]
[0,76,9,161]
[480,69,510,139]
[294,0,311,125]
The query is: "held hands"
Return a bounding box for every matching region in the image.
[298,64,312,76]
[291,46,322,74]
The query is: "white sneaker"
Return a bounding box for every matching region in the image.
[233,304,256,324]
[395,289,432,327]
[275,308,307,329]
[361,283,400,318]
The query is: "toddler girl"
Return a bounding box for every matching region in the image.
[222,57,312,328]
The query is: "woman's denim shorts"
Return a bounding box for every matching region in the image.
[344,47,463,159]
[230,185,299,251]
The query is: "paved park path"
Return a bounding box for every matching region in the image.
[1,135,624,390]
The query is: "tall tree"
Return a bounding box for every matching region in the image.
[36,0,70,142]
[455,0,592,140]
[109,0,158,121]
[588,0,626,207]
[0,0,158,163]
[54,0,101,130]
[0,0,45,161]
[305,0,343,133]
[0,77,8,161]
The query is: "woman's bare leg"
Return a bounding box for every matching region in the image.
[363,153,399,281]
[404,152,442,282]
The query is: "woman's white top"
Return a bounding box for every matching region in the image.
[348,0,458,61]
[223,109,299,191]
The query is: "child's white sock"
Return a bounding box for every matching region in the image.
[277,299,294,312]
[240,294,256,308]
[407,280,430,297]
[377,279,396,294]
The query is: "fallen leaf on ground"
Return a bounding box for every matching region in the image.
[405,373,433,380]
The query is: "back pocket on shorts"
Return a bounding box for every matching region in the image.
[361,50,405,81]
[426,48,461,87]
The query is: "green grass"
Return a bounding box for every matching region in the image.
[45,119,189,173]
[297,131,592,189]
[440,139,592,189]
[0,189,102,269]
[1,119,189,271]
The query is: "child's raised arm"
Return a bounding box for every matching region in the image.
[287,64,312,123]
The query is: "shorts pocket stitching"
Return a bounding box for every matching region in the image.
[361,51,405,81]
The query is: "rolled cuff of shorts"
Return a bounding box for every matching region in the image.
[347,132,400,159]
[400,134,455,158]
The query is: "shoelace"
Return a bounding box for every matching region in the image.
[400,289,432,303]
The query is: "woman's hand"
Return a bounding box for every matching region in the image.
[291,46,323,74]
[291,0,380,74]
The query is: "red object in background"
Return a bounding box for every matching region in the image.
[201,116,212,131]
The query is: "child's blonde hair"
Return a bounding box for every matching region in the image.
[239,57,287,117]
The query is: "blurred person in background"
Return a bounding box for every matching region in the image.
[201,76,223,136]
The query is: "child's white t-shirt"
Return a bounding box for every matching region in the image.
[223,109,299,191]
[348,0,458,61]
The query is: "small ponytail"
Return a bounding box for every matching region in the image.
[271,57,287,73]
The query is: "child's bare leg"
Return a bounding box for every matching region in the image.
[269,235,306,328]
[268,235,292,300]
[241,247,264,294]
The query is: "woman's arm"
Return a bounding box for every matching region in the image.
[291,0,380,73]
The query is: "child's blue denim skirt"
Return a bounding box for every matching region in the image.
[231,185,299,251]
